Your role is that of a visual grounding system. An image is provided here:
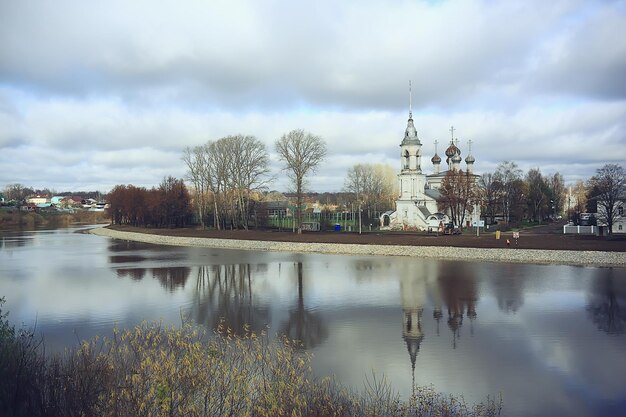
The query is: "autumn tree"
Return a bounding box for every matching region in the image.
[568,180,588,224]
[275,129,327,234]
[107,179,191,228]
[157,176,192,228]
[588,164,626,235]
[344,163,396,231]
[437,169,478,227]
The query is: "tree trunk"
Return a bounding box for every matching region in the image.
[296,177,303,234]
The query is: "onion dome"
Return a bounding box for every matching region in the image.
[452,153,462,164]
[431,153,441,164]
[465,154,475,164]
[445,143,459,158]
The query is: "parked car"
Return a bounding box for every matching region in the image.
[444,223,461,235]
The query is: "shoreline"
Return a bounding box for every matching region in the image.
[89,226,626,267]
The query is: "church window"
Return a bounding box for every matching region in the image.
[619,224,623,231]
[619,206,624,216]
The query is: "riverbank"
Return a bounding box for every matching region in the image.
[0,210,108,230]
[89,226,626,267]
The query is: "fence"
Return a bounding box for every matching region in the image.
[563,225,598,235]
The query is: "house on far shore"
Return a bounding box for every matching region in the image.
[27,195,49,205]
[597,196,626,235]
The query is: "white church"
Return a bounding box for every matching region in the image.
[381,103,480,231]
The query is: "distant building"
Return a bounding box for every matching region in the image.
[597,197,626,234]
[27,195,49,205]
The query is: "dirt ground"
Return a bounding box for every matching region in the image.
[108,222,625,253]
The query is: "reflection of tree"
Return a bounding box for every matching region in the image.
[114,267,191,289]
[192,264,270,336]
[280,262,328,350]
[491,266,525,314]
[587,270,626,335]
[438,264,478,349]
[0,235,30,249]
[108,240,138,252]
[116,268,146,281]
[152,267,191,291]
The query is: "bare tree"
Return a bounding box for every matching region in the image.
[344,163,396,231]
[184,136,271,230]
[548,172,566,219]
[183,145,210,228]
[228,135,272,229]
[275,129,327,233]
[588,164,625,236]
[3,183,33,206]
[344,164,367,233]
[494,161,523,224]
[478,172,500,225]
[525,168,549,222]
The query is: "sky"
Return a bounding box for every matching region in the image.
[1,0,625,193]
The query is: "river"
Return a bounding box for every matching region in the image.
[1,225,625,417]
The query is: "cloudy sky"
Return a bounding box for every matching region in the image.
[1,0,625,193]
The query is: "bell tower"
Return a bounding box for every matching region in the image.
[398,81,426,200]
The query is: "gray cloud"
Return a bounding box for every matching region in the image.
[0,0,624,192]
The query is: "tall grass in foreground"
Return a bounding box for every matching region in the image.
[0,299,502,417]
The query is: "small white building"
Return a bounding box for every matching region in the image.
[27,195,49,205]
[597,197,626,234]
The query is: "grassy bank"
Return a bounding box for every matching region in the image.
[0,299,502,417]
[0,210,108,230]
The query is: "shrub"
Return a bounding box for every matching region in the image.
[0,308,502,417]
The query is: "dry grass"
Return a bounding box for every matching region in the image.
[0,299,502,417]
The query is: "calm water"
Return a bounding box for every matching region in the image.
[1,226,625,417]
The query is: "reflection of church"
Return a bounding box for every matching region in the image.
[400,269,479,387]
[401,274,426,376]
[381,85,480,231]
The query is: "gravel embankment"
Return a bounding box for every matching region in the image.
[89,227,626,267]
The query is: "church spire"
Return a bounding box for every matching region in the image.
[402,81,420,146]
[408,80,413,119]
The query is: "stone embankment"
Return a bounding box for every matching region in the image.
[89,227,626,267]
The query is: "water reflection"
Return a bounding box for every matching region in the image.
[191,264,271,335]
[116,268,147,281]
[280,262,328,349]
[0,234,34,249]
[2,228,625,417]
[400,272,426,384]
[587,268,626,335]
[115,267,191,290]
[152,267,191,291]
[438,264,478,349]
